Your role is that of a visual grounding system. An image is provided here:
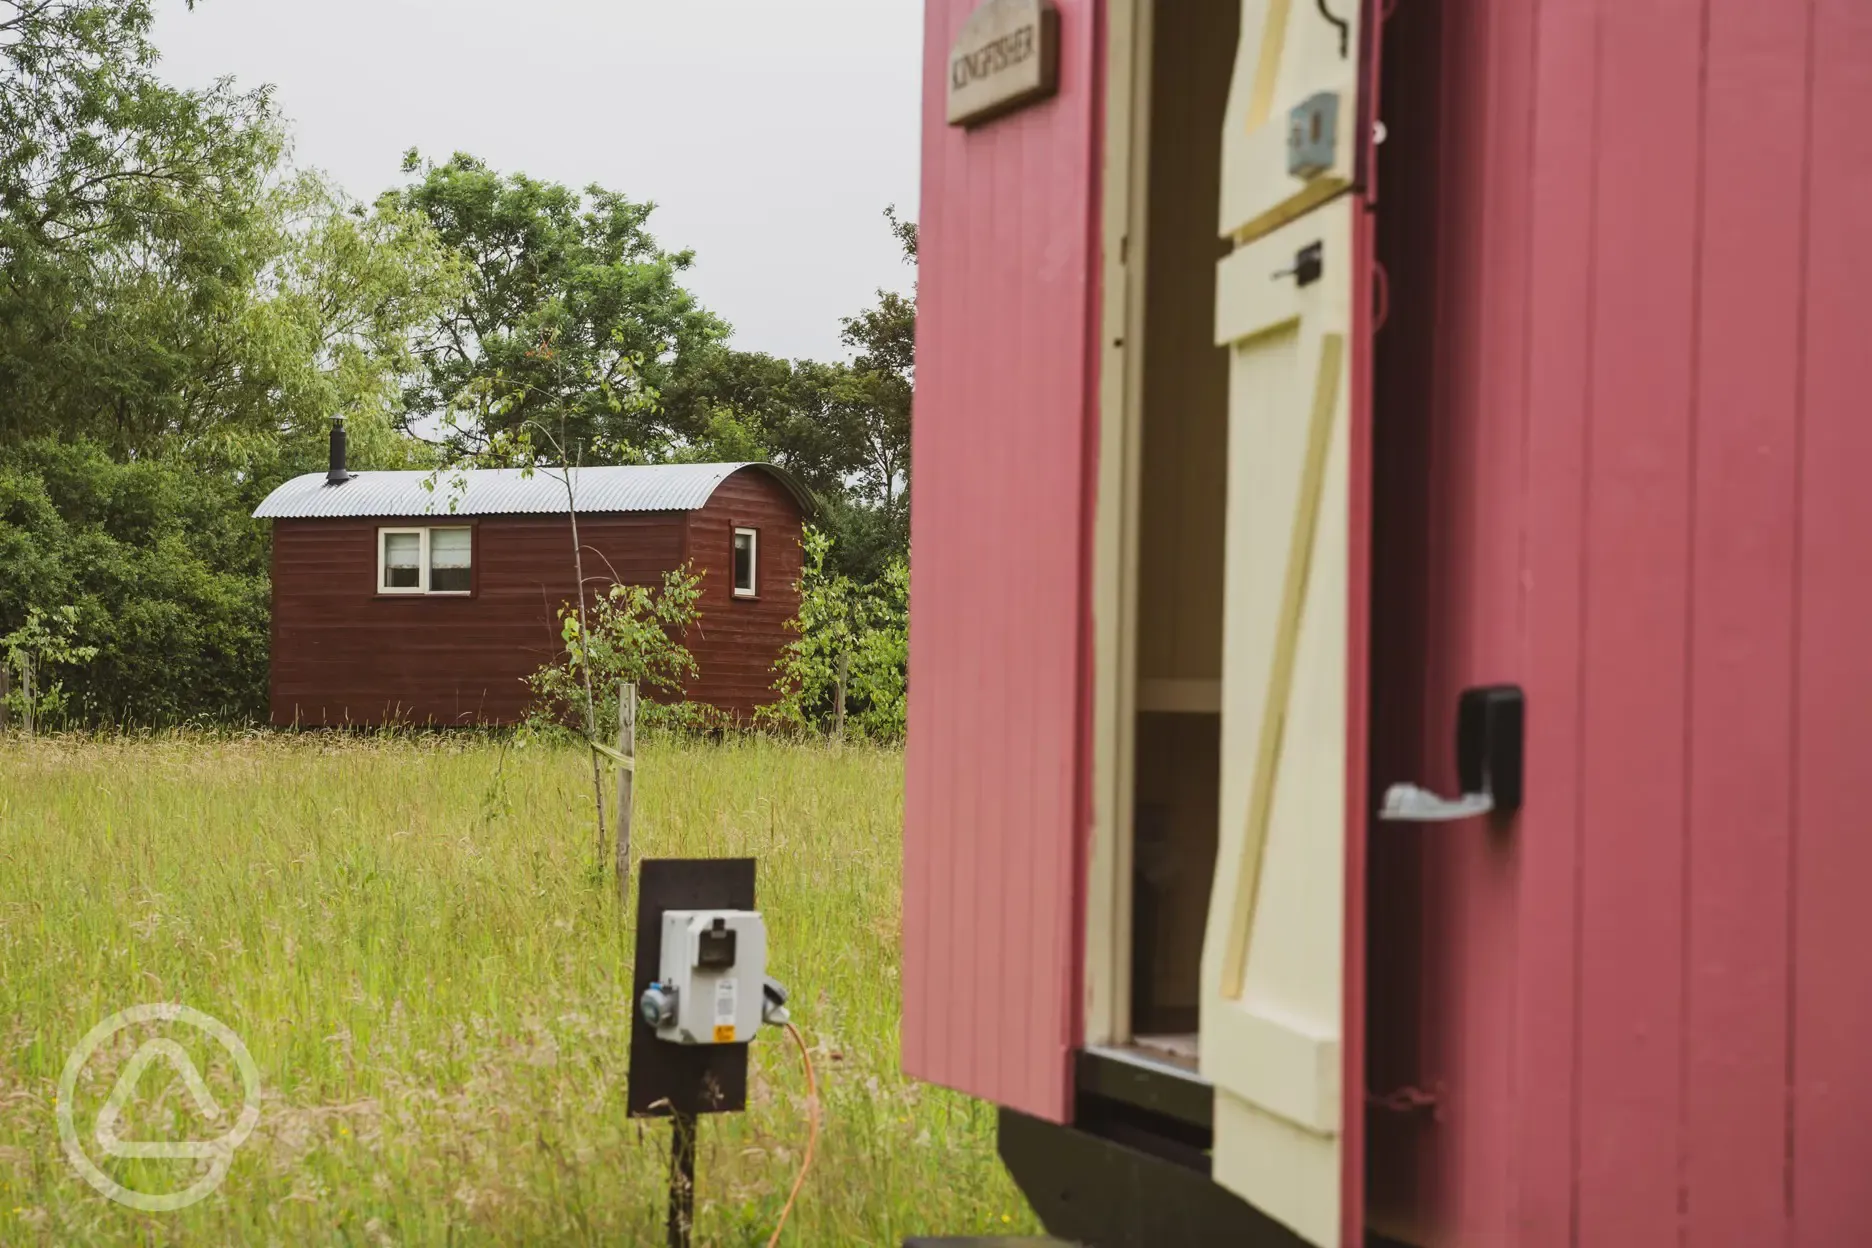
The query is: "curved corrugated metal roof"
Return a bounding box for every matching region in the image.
[252,462,814,520]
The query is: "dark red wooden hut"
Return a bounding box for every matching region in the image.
[901,1,1872,1246]
[253,435,809,727]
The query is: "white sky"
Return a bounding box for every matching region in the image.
[150,0,926,363]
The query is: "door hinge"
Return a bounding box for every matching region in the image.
[1315,0,1350,58]
[1367,1082,1444,1117]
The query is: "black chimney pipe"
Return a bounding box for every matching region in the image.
[327,417,352,485]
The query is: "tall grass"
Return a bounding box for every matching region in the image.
[0,735,1040,1245]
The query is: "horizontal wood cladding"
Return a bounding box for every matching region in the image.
[268,468,804,727]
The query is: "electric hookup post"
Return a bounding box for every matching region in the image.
[629,858,793,1248]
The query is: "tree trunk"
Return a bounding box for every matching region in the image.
[560,455,608,867]
[832,650,850,743]
[615,681,637,906]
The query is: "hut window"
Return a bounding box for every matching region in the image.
[429,528,473,593]
[381,530,423,592]
[378,527,472,595]
[733,528,758,597]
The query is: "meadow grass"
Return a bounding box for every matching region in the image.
[0,734,1042,1245]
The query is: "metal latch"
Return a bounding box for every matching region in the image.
[1287,90,1340,180]
[1272,241,1324,288]
[1381,785,1495,822]
[1379,685,1525,823]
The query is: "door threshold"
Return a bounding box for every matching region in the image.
[1130,1031,1199,1069]
[1085,1039,1203,1078]
[1077,1044,1212,1131]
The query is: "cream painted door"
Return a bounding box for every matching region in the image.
[1200,2,1365,1245]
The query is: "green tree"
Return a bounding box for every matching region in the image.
[0,1,465,726]
[835,204,916,515]
[527,567,706,741]
[2,0,276,451]
[391,151,728,457]
[0,439,273,724]
[668,208,918,584]
[1,1,463,461]
[2,605,98,735]
[658,348,855,495]
[765,528,908,742]
[802,206,917,581]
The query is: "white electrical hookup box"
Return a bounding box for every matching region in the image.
[645,910,768,1045]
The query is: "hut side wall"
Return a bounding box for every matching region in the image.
[681,469,805,720]
[901,0,1103,1124]
[1366,1,1872,1244]
[269,512,684,727]
[267,466,802,727]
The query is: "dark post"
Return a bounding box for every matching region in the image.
[832,650,849,742]
[615,681,637,904]
[667,1109,697,1248]
[629,858,756,1248]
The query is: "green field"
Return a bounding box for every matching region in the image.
[0,735,1039,1245]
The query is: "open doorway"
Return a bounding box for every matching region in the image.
[1110,0,1240,1067]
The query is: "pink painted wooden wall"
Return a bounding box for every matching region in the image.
[1367,0,1872,1244]
[900,0,1102,1123]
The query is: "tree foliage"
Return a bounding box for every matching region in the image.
[0,0,462,725]
[663,207,917,582]
[525,566,707,740]
[391,151,727,458]
[1,3,462,460]
[0,4,918,730]
[0,437,273,723]
[764,528,908,742]
[2,604,97,733]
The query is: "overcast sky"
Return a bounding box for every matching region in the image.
[150,0,926,363]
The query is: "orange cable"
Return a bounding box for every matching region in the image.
[764,1021,819,1248]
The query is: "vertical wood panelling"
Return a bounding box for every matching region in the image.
[901,0,1101,1123]
[1572,0,1702,1241]
[1509,0,1597,1241]
[1379,0,1872,1239]
[1434,0,1540,1236]
[1791,3,1872,1244]
[1369,0,1544,1240]
[895,0,1872,1225]
[1427,0,1499,1232]
[1681,0,1807,1240]
[1373,0,1864,1242]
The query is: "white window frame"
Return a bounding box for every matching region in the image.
[377,526,473,596]
[732,527,758,598]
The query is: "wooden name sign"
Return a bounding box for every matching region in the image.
[946,0,1060,128]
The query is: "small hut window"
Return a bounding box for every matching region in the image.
[378,527,472,595]
[733,528,758,597]
[381,531,423,592]
[429,528,473,593]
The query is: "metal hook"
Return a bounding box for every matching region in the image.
[1316,0,1350,58]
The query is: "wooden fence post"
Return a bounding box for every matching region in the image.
[0,662,10,733]
[19,658,32,740]
[615,681,638,904]
[832,651,850,743]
